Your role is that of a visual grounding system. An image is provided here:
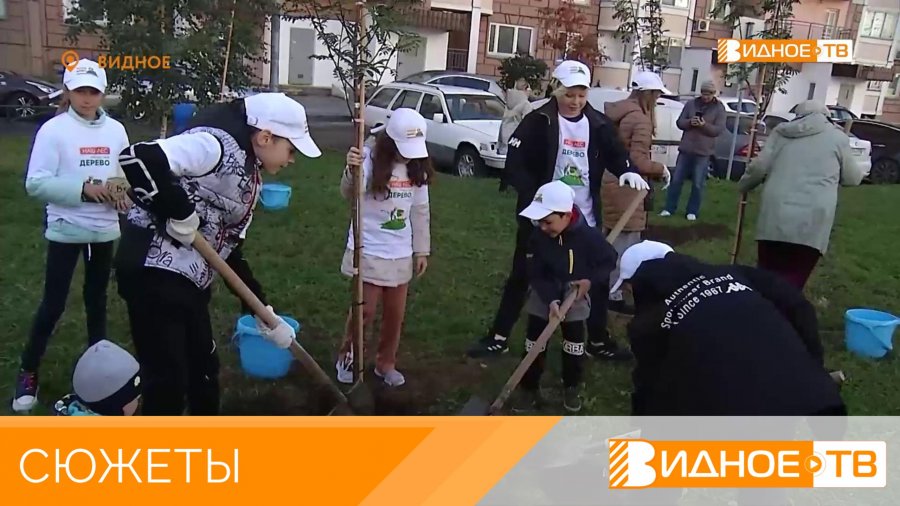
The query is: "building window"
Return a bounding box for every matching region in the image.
[690,69,699,92]
[708,0,731,21]
[867,81,883,92]
[488,23,533,57]
[888,73,900,97]
[0,0,6,20]
[661,0,690,9]
[807,83,816,100]
[860,10,898,40]
[63,0,107,25]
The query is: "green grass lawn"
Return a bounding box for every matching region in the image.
[1,133,898,416]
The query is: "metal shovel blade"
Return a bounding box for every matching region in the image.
[458,396,490,416]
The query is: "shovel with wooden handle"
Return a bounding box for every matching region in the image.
[459,188,648,416]
[191,233,357,415]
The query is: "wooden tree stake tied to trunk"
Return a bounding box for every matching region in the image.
[350,0,367,385]
[731,64,768,265]
[219,0,238,103]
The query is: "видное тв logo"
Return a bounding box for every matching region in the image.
[717,39,853,64]
[608,439,886,489]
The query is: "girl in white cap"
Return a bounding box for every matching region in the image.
[114,92,321,415]
[336,108,433,387]
[14,59,130,413]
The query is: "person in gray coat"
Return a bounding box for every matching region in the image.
[738,100,865,289]
[661,80,726,220]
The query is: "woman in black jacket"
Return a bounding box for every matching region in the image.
[467,60,649,360]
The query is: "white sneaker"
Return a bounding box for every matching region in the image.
[335,352,354,384]
[374,368,406,387]
[659,210,671,217]
[686,214,697,221]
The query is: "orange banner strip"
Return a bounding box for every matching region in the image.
[0,417,560,505]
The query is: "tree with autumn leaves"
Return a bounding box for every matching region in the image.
[540,0,605,69]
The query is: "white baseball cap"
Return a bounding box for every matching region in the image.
[245,93,321,158]
[631,71,673,95]
[552,60,592,88]
[610,240,674,294]
[519,180,576,221]
[372,108,428,160]
[63,59,107,93]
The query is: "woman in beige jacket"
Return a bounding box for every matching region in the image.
[601,71,671,311]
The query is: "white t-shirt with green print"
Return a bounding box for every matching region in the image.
[553,114,595,227]
[346,147,430,260]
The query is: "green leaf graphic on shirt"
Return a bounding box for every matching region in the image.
[559,165,585,186]
[381,208,407,230]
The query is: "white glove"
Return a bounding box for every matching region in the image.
[619,172,650,191]
[255,305,295,349]
[661,167,671,190]
[166,212,199,247]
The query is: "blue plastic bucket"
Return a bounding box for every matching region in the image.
[845,309,899,359]
[233,315,300,379]
[260,183,292,210]
[172,102,197,135]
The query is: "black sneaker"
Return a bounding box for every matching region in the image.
[564,387,583,413]
[466,334,509,358]
[511,389,543,413]
[12,370,39,413]
[608,299,635,315]
[586,341,634,361]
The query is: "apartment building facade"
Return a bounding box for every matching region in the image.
[0,0,104,78]
[679,0,900,117]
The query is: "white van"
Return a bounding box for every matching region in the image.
[534,88,684,168]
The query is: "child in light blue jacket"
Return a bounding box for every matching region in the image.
[15,58,130,413]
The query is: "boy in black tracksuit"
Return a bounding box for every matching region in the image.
[467,60,649,360]
[514,181,618,413]
[613,241,846,417]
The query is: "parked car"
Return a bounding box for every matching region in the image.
[710,112,764,181]
[0,70,63,119]
[365,82,506,176]
[836,119,900,184]
[787,103,858,121]
[533,87,686,169]
[397,70,506,102]
[719,96,760,115]
[764,112,872,179]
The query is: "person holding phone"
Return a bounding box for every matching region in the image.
[660,80,725,221]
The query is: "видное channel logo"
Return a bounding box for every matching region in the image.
[717,39,853,64]
[608,439,886,489]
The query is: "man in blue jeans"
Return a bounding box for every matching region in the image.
[661,80,725,221]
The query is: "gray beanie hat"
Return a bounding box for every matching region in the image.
[700,80,717,94]
[73,340,141,415]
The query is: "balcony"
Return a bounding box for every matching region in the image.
[398,6,471,32]
[832,64,895,81]
[772,20,852,40]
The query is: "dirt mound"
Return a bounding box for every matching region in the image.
[644,223,731,246]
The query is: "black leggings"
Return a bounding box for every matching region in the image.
[117,267,219,416]
[521,315,586,390]
[21,241,114,372]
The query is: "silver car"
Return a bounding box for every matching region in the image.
[397,71,506,102]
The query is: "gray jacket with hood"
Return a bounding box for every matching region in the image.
[738,109,864,254]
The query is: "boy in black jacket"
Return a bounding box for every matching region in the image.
[468,60,648,361]
[613,241,845,417]
[514,181,618,413]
